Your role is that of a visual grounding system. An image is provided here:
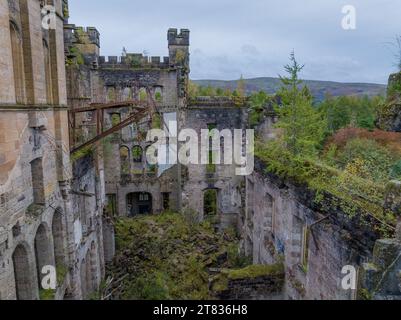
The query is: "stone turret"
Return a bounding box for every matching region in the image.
[64,24,100,65]
[168,28,190,68]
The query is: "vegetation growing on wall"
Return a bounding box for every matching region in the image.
[66,46,84,66]
[255,53,398,235]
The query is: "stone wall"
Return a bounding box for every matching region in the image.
[242,159,383,300]
[64,24,189,218]
[0,0,106,300]
[0,0,76,300]
[182,98,248,230]
[211,264,285,300]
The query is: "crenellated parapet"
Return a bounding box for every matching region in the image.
[168,28,190,46]
[98,54,170,69]
[64,24,100,48]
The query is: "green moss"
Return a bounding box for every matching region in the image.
[256,142,397,235]
[56,264,68,286]
[71,145,94,163]
[39,289,55,300]
[211,273,229,292]
[66,46,84,66]
[359,288,373,300]
[26,203,44,217]
[227,263,284,280]
[152,113,162,129]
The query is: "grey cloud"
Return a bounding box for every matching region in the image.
[69,0,401,84]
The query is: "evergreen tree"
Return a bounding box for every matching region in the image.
[274,51,326,157]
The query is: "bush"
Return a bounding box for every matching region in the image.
[335,138,396,182]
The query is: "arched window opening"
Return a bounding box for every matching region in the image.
[139,88,148,101]
[119,146,130,175]
[43,39,53,104]
[12,244,37,300]
[132,146,143,163]
[34,224,54,287]
[10,21,25,104]
[31,158,45,205]
[154,87,163,103]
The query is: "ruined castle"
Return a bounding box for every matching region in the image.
[0,0,400,300]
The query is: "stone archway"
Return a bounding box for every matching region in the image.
[12,244,37,300]
[34,224,55,287]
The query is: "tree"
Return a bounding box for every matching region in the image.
[317,95,381,133]
[249,90,270,126]
[188,80,199,98]
[274,51,326,157]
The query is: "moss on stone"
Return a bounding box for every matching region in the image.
[359,288,373,300]
[211,273,229,292]
[227,263,284,280]
[56,264,68,286]
[39,289,55,300]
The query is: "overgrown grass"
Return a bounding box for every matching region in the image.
[108,213,248,300]
[256,141,397,236]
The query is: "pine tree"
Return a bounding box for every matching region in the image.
[274,51,326,157]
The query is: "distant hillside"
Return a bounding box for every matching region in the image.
[193,77,387,102]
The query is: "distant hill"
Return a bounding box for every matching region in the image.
[193,77,387,102]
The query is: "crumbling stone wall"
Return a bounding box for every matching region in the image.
[359,181,401,300]
[0,0,78,300]
[181,98,248,230]
[211,264,285,300]
[64,25,189,218]
[242,159,382,300]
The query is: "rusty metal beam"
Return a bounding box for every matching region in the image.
[70,109,148,154]
[69,87,156,155]
[71,100,147,113]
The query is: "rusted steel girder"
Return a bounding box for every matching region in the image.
[70,108,148,154]
[69,86,157,155]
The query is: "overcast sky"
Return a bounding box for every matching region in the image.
[68,0,401,84]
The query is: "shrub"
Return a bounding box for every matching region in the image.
[335,138,396,183]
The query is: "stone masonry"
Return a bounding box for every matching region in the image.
[1,0,400,301]
[0,0,104,300]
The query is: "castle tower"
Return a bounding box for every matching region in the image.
[168,28,190,69]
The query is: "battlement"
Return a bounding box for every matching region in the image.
[168,28,190,46]
[98,54,170,69]
[64,24,100,47]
